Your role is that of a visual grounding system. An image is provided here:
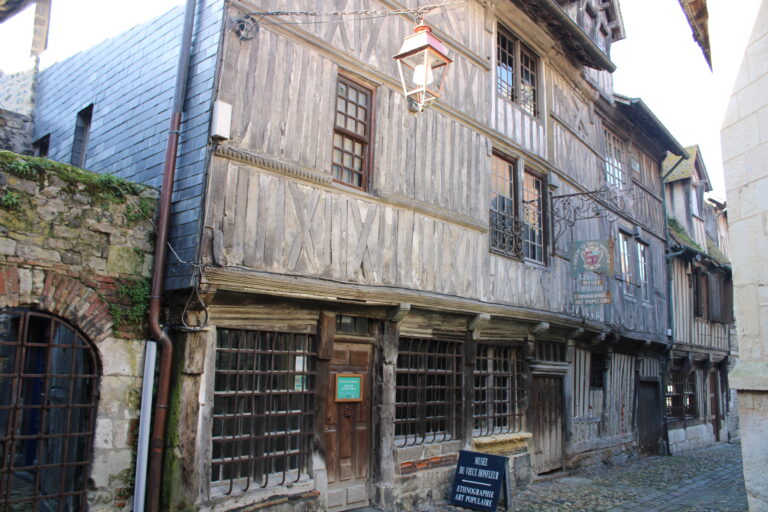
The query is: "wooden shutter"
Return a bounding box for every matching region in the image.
[708,273,722,322]
[722,277,734,324]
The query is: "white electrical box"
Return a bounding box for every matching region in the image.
[211,100,232,140]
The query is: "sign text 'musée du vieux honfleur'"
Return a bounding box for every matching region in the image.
[450,450,511,511]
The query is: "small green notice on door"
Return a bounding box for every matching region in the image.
[336,374,363,402]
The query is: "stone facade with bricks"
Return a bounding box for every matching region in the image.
[0,150,157,511]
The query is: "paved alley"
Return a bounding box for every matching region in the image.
[428,442,747,512]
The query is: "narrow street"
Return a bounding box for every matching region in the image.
[428,443,747,512]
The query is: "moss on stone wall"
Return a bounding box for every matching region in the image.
[0,151,156,211]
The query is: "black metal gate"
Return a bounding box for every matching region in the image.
[0,310,99,511]
[637,381,662,455]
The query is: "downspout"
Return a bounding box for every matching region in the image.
[146,1,197,511]
[661,154,686,455]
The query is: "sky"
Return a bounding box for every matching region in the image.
[0,0,762,200]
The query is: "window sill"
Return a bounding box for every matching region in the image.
[208,473,314,505]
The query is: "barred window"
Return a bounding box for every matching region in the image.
[523,171,545,263]
[604,128,624,189]
[497,25,539,116]
[332,75,373,190]
[474,344,526,436]
[212,329,316,489]
[490,153,521,258]
[666,370,697,421]
[535,341,566,362]
[395,337,463,446]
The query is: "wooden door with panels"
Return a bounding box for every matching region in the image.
[529,374,564,474]
[324,340,373,512]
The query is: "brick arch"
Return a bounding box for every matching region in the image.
[0,266,113,343]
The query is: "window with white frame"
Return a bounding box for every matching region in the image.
[619,232,633,295]
[523,171,545,263]
[497,24,539,116]
[638,242,650,301]
[604,128,624,189]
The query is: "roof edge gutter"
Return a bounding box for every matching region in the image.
[538,0,617,72]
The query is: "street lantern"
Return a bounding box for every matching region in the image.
[393,24,452,112]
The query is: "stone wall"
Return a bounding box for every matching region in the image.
[0,68,36,116]
[33,0,225,290]
[0,150,157,511]
[0,108,33,155]
[667,423,719,454]
[721,0,768,509]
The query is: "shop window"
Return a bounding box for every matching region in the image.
[473,344,525,436]
[395,337,462,446]
[666,369,698,421]
[211,329,315,489]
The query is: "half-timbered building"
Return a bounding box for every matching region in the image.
[28,0,689,510]
[663,146,736,454]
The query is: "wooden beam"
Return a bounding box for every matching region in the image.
[568,327,585,340]
[469,313,491,340]
[387,303,411,324]
[590,333,606,346]
[529,321,550,335]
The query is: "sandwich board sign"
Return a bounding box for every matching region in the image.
[450,450,511,511]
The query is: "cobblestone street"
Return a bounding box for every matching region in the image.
[427,442,746,512]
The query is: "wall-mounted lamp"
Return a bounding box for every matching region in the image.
[393,24,452,113]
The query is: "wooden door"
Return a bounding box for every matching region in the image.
[637,381,662,455]
[709,372,721,442]
[324,342,372,511]
[529,375,564,474]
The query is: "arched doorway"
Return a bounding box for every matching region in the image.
[0,310,100,511]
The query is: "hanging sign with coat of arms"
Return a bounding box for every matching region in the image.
[570,239,613,305]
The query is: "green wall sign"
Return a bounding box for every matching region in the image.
[336,374,363,402]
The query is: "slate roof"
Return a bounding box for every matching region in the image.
[614,95,688,157]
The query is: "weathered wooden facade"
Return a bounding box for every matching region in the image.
[662,146,736,454]
[163,0,688,510]
[28,0,691,510]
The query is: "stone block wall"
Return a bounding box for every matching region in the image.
[0,108,33,155]
[0,68,36,116]
[0,151,157,511]
[721,0,768,509]
[667,423,718,454]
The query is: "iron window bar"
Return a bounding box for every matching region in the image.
[0,310,98,512]
[473,344,526,437]
[665,369,698,421]
[394,337,463,447]
[212,329,315,493]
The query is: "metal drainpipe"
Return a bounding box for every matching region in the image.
[661,154,686,456]
[146,0,197,510]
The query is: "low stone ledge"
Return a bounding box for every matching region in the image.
[472,432,532,455]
